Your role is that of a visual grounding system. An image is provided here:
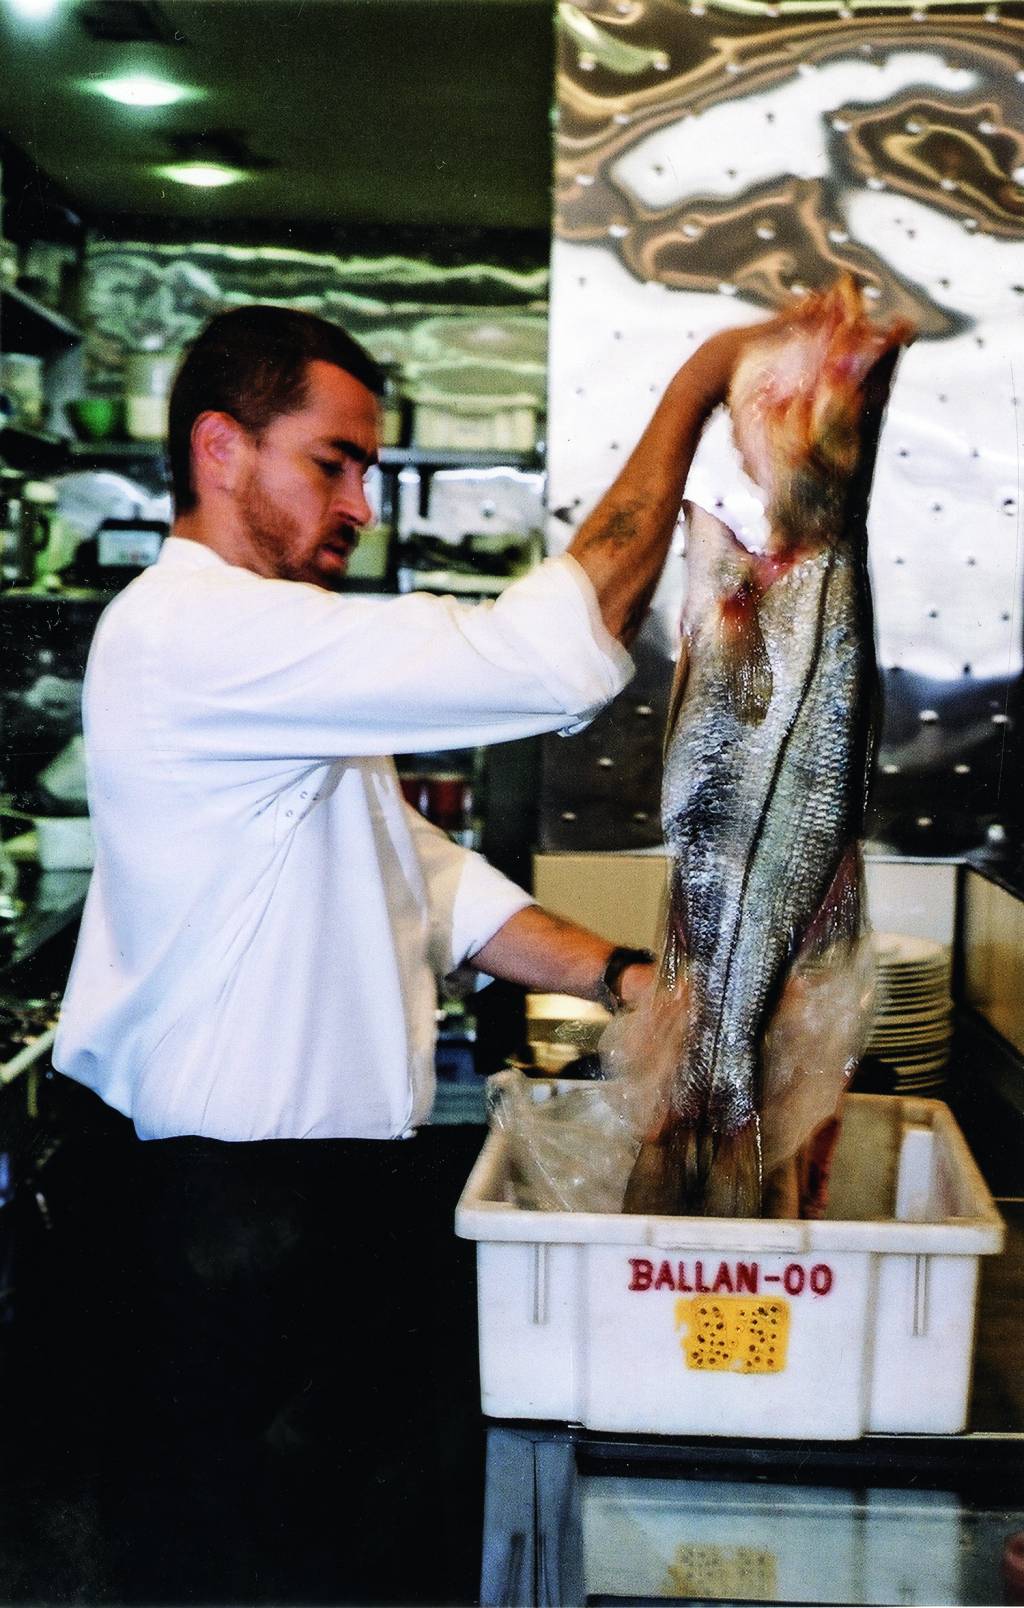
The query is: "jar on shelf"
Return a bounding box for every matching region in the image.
[0,353,45,430]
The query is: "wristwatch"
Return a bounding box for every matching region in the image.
[598,946,655,1012]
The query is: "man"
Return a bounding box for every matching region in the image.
[50,304,772,1600]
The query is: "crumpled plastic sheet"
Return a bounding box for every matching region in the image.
[487,1072,640,1214]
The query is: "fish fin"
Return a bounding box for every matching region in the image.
[716,580,773,724]
[797,843,865,962]
[622,1136,686,1215]
[663,638,691,758]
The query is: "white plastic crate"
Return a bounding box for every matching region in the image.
[456,1085,1004,1439]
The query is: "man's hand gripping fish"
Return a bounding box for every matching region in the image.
[605,277,913,1219]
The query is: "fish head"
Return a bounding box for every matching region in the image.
[727,276,914,558]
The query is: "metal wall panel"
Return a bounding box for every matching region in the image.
[542,4,1024,856]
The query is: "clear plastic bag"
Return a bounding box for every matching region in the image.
[487,1071,640,1213]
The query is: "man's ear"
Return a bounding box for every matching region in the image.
[191,411,252,496]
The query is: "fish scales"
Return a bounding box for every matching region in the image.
[612,277,911,1219]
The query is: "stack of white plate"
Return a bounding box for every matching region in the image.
[867,933,954,1094]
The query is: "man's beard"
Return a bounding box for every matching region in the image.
[239,471,346,591]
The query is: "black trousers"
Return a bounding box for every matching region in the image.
[78,1128,486,1605]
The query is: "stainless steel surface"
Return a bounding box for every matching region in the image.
[543,4,1024,856]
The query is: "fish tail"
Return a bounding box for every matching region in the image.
[699,1118,763,1217]
[622,1115,763,1217]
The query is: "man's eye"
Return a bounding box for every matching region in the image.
[316,459,343,478]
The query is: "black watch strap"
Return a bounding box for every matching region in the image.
[598,946,655,1012]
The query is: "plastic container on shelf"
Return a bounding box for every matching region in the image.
[456,1084,1004,1439]
[410,388,538,453]
[0,352,45,429]
[124,351,180,441]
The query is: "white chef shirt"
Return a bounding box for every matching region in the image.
[53,537,633,1141]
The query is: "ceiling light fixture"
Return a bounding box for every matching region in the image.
[7,0,61,20]
[92,73,192,108]
[157,162,248,189]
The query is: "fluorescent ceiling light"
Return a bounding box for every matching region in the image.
[93,74,192,108]
[157,162,248,189]
[7,0,60,19]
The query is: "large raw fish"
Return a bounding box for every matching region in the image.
[605,278,912,1218]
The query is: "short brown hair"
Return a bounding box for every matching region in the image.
[167,305,384,513]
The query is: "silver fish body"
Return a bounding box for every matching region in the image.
[653,505,876,1213]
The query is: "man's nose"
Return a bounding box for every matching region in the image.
[333,477,373,529]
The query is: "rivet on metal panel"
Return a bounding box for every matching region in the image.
[883,763,901,775]
[920,709,939,723]
[532,1243,549,1326]
[955,763,971,774]
[561,811,577,822]
[916,816,933,828]
[912,1255,930,1337]
[597,756,614,768]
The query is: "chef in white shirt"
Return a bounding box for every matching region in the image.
[50,303,775,1596]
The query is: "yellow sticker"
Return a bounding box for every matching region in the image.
[663,1542,778,1601]
[675,1294,790,1373]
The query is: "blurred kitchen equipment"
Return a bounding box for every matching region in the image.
[0,354,44,430]
[410,385,538,453]
[1,476,55,588]
[17,240,76,310]
[124,350,179,441]
[377,366,409,448]
[399,771,473,834]
[0,466,25,578]
[15,482,57,587]
[0,238,18,290]
[66,398,126,442]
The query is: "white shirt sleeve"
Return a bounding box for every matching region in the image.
[401,803,535,977]
[110,549,634,761]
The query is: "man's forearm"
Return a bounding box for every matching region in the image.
[566,320,778,644]
[468,904,651,1008]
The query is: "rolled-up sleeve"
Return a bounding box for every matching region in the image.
[118,547,635,761]
[402,804,535,978]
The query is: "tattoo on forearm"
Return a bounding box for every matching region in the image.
[578,502,643,554]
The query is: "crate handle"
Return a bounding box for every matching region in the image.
[531,1243,549,1326]
[912,1254,930,1337]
